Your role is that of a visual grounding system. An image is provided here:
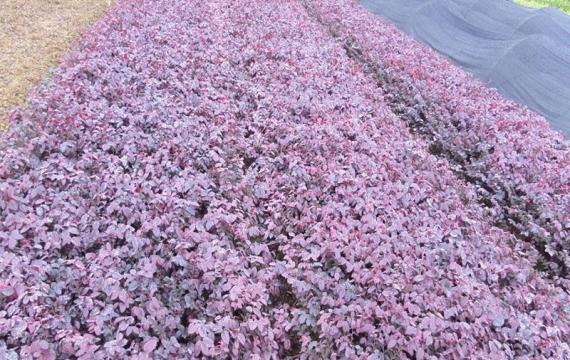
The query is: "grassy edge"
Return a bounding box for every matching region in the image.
[0,0,115,131]
[514,0,570,13]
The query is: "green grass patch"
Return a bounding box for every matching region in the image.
[515,0,570,13]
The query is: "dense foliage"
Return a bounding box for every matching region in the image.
[309,0,569,278]
[0,0,568,359]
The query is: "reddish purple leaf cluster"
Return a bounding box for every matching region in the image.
[0,0,568,359]
[308,0,570,278]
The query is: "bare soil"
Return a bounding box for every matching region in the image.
[0,0,113,129]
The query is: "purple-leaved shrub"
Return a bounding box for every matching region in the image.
[306,0,569,279]
[0,0,568,359]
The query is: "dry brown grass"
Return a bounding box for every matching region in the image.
[0,0,113,130]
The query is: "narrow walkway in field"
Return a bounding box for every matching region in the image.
[0,0,113,129]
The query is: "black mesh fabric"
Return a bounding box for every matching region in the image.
[359,0,570,136]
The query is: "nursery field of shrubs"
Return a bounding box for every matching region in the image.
[0,0,568,359]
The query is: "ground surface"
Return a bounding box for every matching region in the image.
[516,0,570,13]
[0,0,112,129]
